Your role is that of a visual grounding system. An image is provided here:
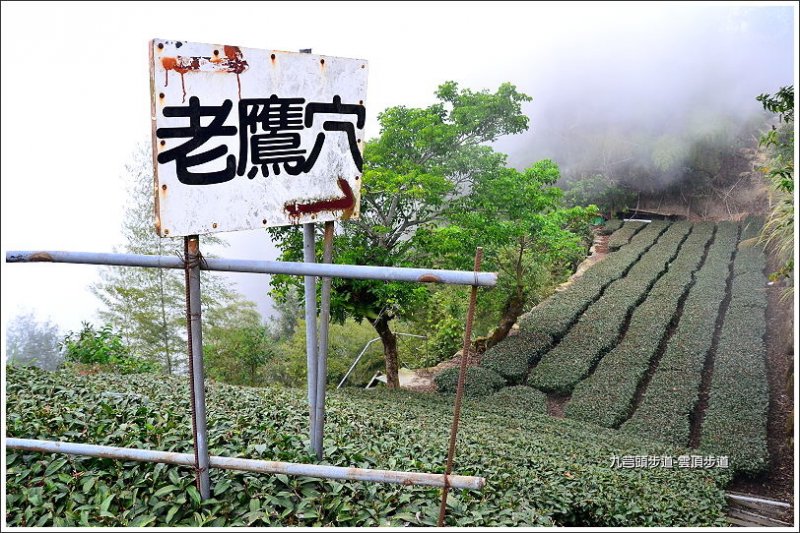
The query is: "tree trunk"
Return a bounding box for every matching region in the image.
[373,314,400,388]
[474,238,528,354]
[475,288,526,354]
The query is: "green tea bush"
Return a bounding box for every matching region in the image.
[480,332,552,385]
[607,221,646,250]
[598,218,624,236]
[6,365,730,527]
[519,220,669,340]
[434,366,506,397]
[488,385,548,413]
[701,220,769,476]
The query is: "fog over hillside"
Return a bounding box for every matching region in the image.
[495,5,794,191]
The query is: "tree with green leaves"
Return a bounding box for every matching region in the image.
[416,160,597,352]
[92,143,242,374]
[756,85,793,292]
[204,297,276,386]
[269,81,532,388]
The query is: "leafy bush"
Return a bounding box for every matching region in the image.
[267,319,393,387]
[61,322,158,375]
[598,218,623,236]
[621,223,738,446]
[529,222,691,394]
[480,331,552,385]
[607,221,645,251]
[755,87,793,290]
[407,286,470,368]
[6,365,730,527]
[434,366,506,397]
[488,386,548,413]
[562,174,636,219]
[205,322,276,387]
[567,223,714,427]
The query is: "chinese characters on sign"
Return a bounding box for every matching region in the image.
[609,455,730,469]
[150,40,368,237]
[157,95,365,185]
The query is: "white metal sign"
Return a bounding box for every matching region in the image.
[149,39,368,237]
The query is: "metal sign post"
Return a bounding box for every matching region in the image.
[303,222,319,454]
[183,235,211,499]
[314,221,335,458]
[150,39,369,462]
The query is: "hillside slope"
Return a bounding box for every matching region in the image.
[473,218,770,477]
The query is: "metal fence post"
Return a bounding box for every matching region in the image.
[303,223,319,453]
[184,235,211,499]
[314,221,335,458]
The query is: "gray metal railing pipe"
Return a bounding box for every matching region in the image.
[5,251,497,287]
[7,438,485,490]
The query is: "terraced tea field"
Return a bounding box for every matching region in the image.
[474,218,770,477]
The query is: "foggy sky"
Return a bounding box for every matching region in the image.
[497,5,794,178]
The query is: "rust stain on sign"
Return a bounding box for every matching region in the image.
[161,45,248,102]
[285,178,356,222]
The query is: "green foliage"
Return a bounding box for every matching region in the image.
[6,311,63,371]
[480,331,552,385]
[404,286,469,367]
[6,365,730,526]
[562,174,635,218]
[268,81,533,386]
[756,86,793,292]
[204,298,276,387]
[621,223,738,446]
[269,319,385,388]
[566,224,714,427]
[488,385,548,414]
[607,220,645,251]
[416,160,597,354]
[61,322,158,375]
[598,218,623,236]
[529,222,691,394]
[434,366,506,397]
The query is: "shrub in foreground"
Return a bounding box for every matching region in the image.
[434,366,506,397]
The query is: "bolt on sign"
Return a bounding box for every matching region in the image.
[149,39,369,237]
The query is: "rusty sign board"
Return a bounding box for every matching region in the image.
[149,39,368,237]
